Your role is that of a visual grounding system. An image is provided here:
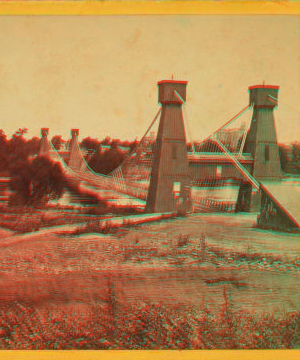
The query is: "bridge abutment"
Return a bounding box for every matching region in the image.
[145,80,191,214]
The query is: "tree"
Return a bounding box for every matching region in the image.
[0,129,8,172]
[12,128,28,138]
[7,128,29,163]
[129,139,139,153]
[9,156,66,206]
[88,147,125,175]
[291,142,300,174]
[26,137,40,156]
[51,135,65,151]
[110,139,121,150]
[100,136,111,146]
[278,144,292,174]
[0,129,7,152]
[80,137,100,152]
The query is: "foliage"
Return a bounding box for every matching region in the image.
[9,156,66,206]
[0,128,40,173]
[88,146,126,175]
[0,127,136,178]
[100,136,111,146]
[0,130,8,172]
[80,137,100,152]
[0,297,299,349]
[51,135,65,150]
[278,142,300,174]
[291,142,300,174]
[177,234,190,247]
[70,220,117,236]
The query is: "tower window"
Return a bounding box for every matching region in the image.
[265,145,270,162]
[216,165,222,177]
[171,144,177,159]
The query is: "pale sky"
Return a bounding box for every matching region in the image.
[0,15,299,144]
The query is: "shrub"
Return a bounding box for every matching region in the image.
[177,234,190,247]
[66,220,117,237]
[9,156,66,206]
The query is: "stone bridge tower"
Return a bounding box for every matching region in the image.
[68,129,85,171]
[237,84,282,211]
[39,128,51,156]
[145,80,191,214]
[245,85,282,180]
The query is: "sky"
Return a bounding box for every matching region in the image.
[0,15,299,144]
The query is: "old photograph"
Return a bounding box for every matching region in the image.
[0,14,299,350]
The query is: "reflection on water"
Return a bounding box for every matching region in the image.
[0,177,11,205]
[52,182,146,209]
[0,177,146,209]
[1,176,300,210]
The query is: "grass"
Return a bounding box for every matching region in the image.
[0,289,299,349]
[0,202,143,234]
[64,220,118,236]
[0,208,115,234]
[0,230,299,277]
[206,243,300,270]
[0,212,299,349]
[177,234,190,247]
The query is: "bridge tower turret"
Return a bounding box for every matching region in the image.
[244,85,282,180]
[68,128,84,171]
[39,128,51,156]
[237,85,282,211]
[145,80,191,214]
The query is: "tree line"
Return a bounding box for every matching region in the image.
[0,129,138,206]
[0,127,299,207]
[278,142,300,175]
[51,135,138,175]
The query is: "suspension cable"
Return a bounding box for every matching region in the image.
[238,105,253,156]
[108,106,161,177]
[212,137,260,190]
[182,104,195,155]
[192,105,250,153]
[268,94,300,116]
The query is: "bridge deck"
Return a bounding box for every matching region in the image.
[260,181,300,229]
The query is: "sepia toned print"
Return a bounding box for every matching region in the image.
[0,11,299,354]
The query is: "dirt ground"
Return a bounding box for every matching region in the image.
[124,213,300,259]
[0,213,299,315]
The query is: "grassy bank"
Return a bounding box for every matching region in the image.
[0,294,299,349]
[0,214,299,349]
[0,204,142,234]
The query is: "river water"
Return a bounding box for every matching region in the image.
[0,177,145,208]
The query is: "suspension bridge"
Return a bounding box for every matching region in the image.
[39,80,300,232]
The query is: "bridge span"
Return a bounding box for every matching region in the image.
[38,79,299,232]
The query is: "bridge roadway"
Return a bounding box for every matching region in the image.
[67,169,149,202]
[49,143,300,229]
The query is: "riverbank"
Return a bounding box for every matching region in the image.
[0,212,299,349]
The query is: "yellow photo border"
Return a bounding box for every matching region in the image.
[0,0,300,15]
[0,1,299,359]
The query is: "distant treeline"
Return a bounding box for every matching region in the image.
[0,129,138,175]
[278,142,300,175]
[52,135,139,175]
[0,128,40,174]
[1,128,299,177]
